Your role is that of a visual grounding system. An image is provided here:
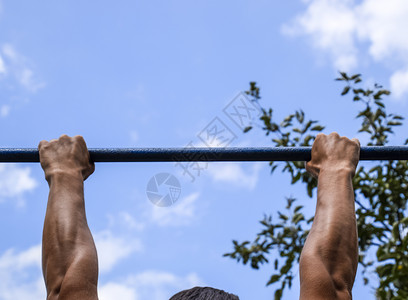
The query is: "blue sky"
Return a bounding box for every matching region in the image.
[0,0,407,299]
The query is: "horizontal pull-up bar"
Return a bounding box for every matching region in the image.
[0,146,407,162]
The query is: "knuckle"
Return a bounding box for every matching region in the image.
[315,133,325,140]
[73,135,86,145]
[352,138,360,146]
[59,134,70,140]
[38,140,48,149]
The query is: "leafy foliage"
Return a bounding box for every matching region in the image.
[224,73,408,299]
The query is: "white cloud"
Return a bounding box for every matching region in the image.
[283,0,408,100]
[150,192,199,227]
[94,230,143,273]
[1,43,45,93]
[99,270,204,300]
[130,130,139,143]
[0,164,38,205]
[0,54,6,74]
[99,282,138,300]
[120,211,146,231]
[0,229,144,299]
[0,244,46,300]
[125,83,146,102]
[1,104,10,117]
[390,69,408,99]
[106,211,146,231]
[0,244,41,271]
[0,243,204,300]
[283,0,358,70]
[207,162,263,190]
[357,0,408,61]
[2,44,17,60]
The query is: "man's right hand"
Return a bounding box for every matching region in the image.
[305,132,360,179]
[38,134,95,182]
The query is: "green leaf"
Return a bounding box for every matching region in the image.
[243,126,252,133]
[307,183,313,197]
[375,101,385,108]
[341,86,351,95]
[311,125,325,131]
[274,288,283,300]
[353,88,365,94]
[294,205,303,213]
[291,172,301,184]
[292,213,305,224]
[268,274,280,285]
[278,212,288,221]
[339,72,349,80]
[302,120,315,133]
[303,135,313,146]
[387,121,402,126]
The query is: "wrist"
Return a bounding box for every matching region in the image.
[319,166,355,179]
[45,168,84,185]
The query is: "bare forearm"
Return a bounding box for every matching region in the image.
[45,172,88,241]
[42,171,98,297]
[303,168,358,289]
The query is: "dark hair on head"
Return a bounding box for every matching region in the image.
[169,286,239,300]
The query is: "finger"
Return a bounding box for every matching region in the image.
[351,138,360,148]
[330,132,340,139]
[74,135,87,147]
[59,134,72,145]
[73,135,84,142]
[84,162,95,181]
[313,133,325,147]
[38,140,48,150]
[74,135,89,153]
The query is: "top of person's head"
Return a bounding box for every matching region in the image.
[169,286,239,300]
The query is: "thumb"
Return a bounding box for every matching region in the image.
[351,138,360,148]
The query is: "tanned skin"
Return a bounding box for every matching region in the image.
[39,135,98,300]
[38,133,359,300]
[300,132,360,300]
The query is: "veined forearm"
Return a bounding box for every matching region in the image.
[44,172,89,245]
[305,168,358,286]
[42,172,96,290]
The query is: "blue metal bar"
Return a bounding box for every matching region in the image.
[0,146,407,162]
